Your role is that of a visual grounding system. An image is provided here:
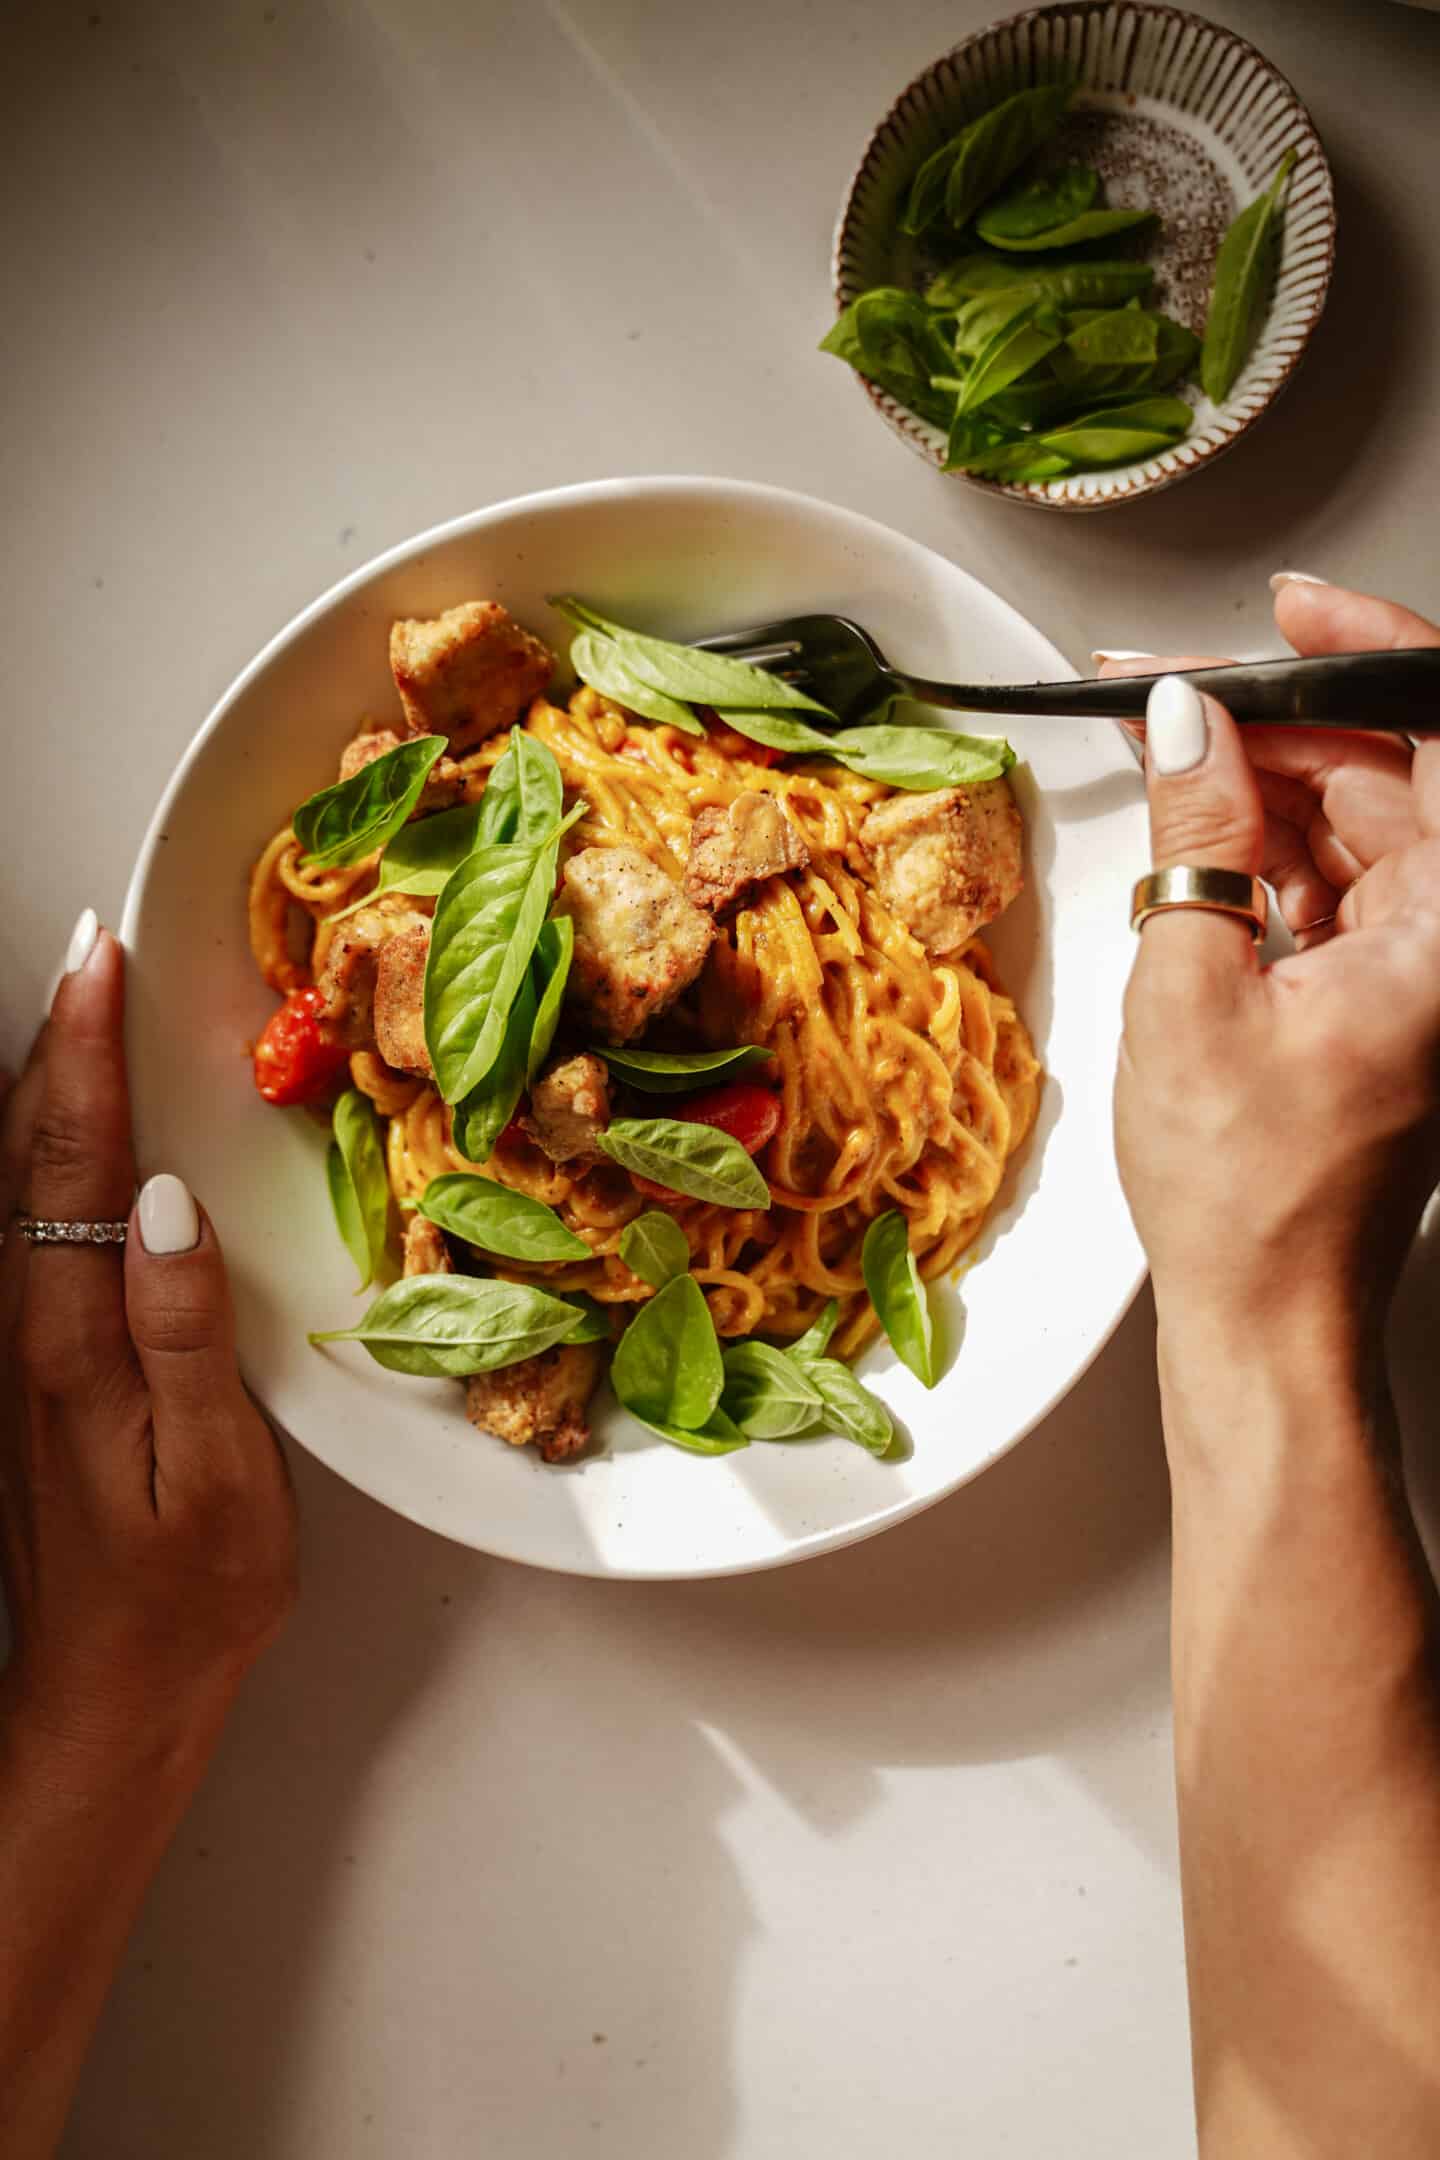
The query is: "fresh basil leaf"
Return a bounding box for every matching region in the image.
[597,1118,772,1211]
[611,1272,723,1430]
[806,1357,894,1456]
[943,83,1074,232]
[418,1172,589,1262]
[310,1274,598,1377]
[329,801,486,922]
[1201,148,1296,402]
[828,724,1016,790]
[818,291,958,429]
[1062,308,1159,369]
[708,709,836,755]
[721,1339,823,1440]
[452,967,536,1166]
[526,915,573,1084]
[632,1406,750,1455]
[956,303,1066,415]
[980,375,1078,431]
[423,808,582,1105]
[326,1088,390,1289]
[550,598,833,717]
[555,1293,611,1345]
[902,133,966,237]
[618,1209,690,1290]
[1069,394,1193,435]
[600,1044,775,1094]
[788,1299,841,1363]
[927,256,1154,311]
[983,206,1156,254]
[570,629,706,735]
[475,727,565,850]
[951,289,1040,365]
[949,438,1073,483]
[1035,406,1190,466]
[862,1209,935,1388]
[976,163,1099,244]
[294,737,446,870]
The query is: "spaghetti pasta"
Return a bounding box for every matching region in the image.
[248,681,1040,1363]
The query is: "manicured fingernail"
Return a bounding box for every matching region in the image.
[1269,570,1327,591]
[64,907,99,976]
[138,1173,200,1255]
[1147,675,1208,775]
[1091,648,1156,664]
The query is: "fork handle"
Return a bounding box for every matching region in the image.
[894,649,1440,730]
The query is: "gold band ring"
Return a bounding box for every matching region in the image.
[1129,866,1268,941]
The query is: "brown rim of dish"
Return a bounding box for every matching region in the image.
[831,0,1338,511]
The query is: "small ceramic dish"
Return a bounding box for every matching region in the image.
[832,1,1336,510]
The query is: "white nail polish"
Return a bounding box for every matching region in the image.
[1269,570,1327,591]
[1147,675,1209,775]
[1091,648,1156,664]
[138,1173,200,1255]
[63,907,99,976]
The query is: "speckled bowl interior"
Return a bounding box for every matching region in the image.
[833,2,1336,510]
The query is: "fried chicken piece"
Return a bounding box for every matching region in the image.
[402,1214,451,1277]
[522,1053,611,1166]
[314,904,427,1049]
[372,920,432,1076]
[464,1342,604,1464]
[557,845,714,1045]
[388,602,554,753]
[338,728,468,809]
[684,791,810,916]
[859,780,1023,956]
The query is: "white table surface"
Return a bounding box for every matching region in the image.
[4,1,1438,2153]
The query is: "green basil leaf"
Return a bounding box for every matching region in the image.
[452,966,535,1166]
[983,206,1156,253]
[597,1118,771,1211]
[949,438,1073,483]
[951,289,1041,365]
[294,737,446,870]
[901,133,966,236]
[927,256,1154,311]
[1062,308,1160,369]
[611,1272,723,1430]
[310,1275,598,1377]
[550,598,833,717]
[475,727,565,850]
[418,1172,589,1262]
[618,1209,690,1290]
[943,83,1074,231]
[828,724,1016,790]
[1201,148,1296,402]
[976,163,1099,243]
[721,1339,824,1440]
[862,1209,935,1388]
[423,809,582,1104]
[599,1044,775,1093]
[329,800,486,922]
[806,1357,894,1457]
[980,375,1078,431]
[818,291,958,429]
[570,630,706,735]
[1035,410,1189,466]
[956,303,1066,415]
[1067,394,1193,436]
[788,1299,841,1363]
[632,1406,750,1455]
[326,1088,390,1289]
[708,708,837,755]
[526,915,574,1083]
[555,1293,611,1345]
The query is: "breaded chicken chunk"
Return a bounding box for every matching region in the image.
[388,602,554,752]
[464,1342,604,1464]
[314,903,427,1048]
[402,1214,451,1277]
[684,791,810,916]
[523,1052,611,1166]
[373,920,433,1076]
[557,845,714,1044]
[338,727,468,809]
[859,780,1023,956]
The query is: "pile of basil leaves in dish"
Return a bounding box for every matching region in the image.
[821,79,1296,483]
[298,599,1000,1458]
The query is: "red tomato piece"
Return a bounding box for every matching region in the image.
[632,1081,782,1201]
[252,988,351,1106]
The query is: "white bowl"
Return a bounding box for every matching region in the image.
[834,2,1337,510]
[122,478,1146,1579]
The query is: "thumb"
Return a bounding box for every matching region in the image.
[125,1175,259,1476]
[1137,675,1267,993]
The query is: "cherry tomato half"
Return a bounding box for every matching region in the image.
[632,1080,782,1202]
[253,988,351,1106]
